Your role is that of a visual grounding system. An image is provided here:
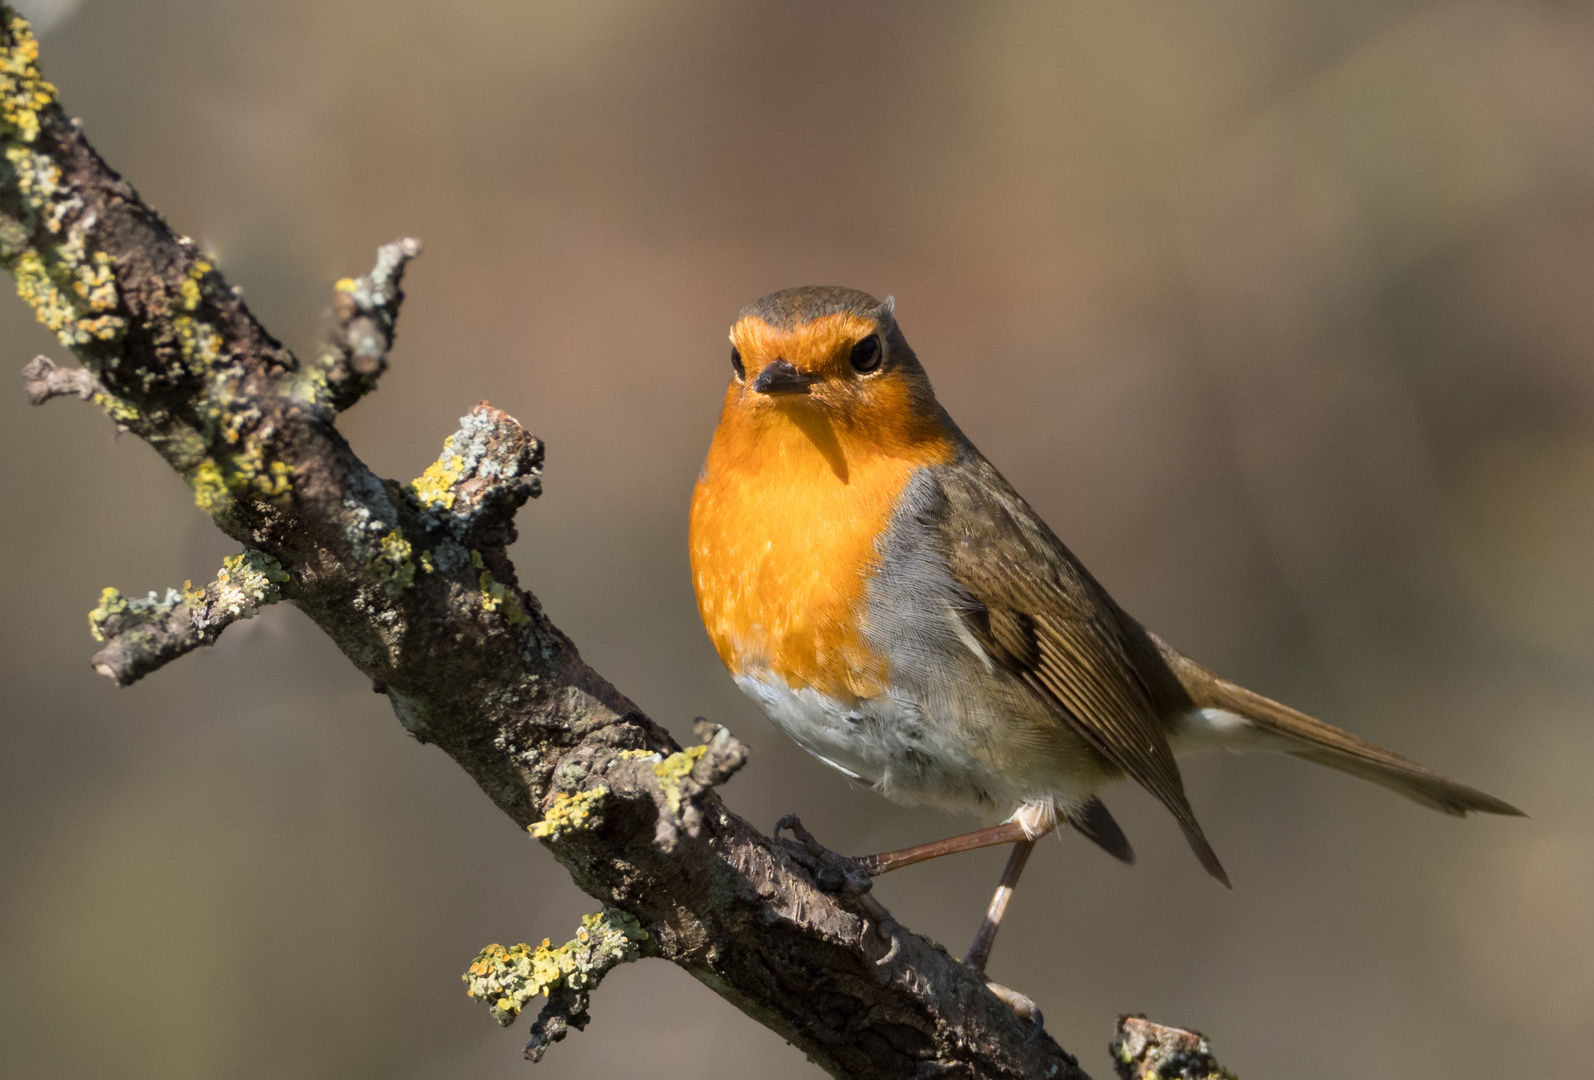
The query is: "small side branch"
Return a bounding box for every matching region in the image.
[88,551,289,686]
[1112,1016,1237,1080]
[21,353,96,404]
[308,236,421,413]
[463,909,652,1062]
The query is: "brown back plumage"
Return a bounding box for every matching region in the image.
[934,434,1522,885]
[935,448,1232,886]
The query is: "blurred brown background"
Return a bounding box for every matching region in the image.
[2,0,1590,1076]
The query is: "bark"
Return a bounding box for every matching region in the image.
[2,9,1236,1078]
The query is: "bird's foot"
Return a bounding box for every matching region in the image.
[773,814,874,896]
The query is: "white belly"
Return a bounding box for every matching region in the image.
[735,667,1086,815]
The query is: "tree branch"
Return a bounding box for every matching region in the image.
[1111,1016,1237,1080]
[87,549,289,685]
[2,9,1239,1078]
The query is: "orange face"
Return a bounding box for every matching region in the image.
[721,311,941,453]
[689,309,955,701]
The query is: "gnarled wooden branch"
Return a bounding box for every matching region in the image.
[1,8,1239,1078]
[1112,1016,1236,1080]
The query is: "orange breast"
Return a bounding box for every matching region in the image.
[690,397,953,704]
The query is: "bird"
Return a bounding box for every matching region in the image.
[688,285,1522,971]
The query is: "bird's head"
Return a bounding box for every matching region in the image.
[721,287,941,443]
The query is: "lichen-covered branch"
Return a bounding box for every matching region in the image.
[464,908,653,1062]
[87,550,289,685]
[314,235,420,413]
[3,8,1208,1078]
[1112,1017,1236,1080]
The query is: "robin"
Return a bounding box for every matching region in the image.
[689,286,1521,972]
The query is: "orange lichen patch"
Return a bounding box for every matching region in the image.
[691,314,954,703]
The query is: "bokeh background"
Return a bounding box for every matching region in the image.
[2,0,1590,1076]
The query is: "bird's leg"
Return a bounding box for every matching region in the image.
[963,837,1037,973]
[855,803,1056,876]
[854,820,1033,875]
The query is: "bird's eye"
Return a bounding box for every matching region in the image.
[849,336,882,374]
[731,346,745,379]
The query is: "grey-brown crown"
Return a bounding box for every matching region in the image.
[739,286,893,329]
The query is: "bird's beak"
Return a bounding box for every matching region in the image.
[752,359,816,395]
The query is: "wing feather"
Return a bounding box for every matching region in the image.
[932,452,1230,885]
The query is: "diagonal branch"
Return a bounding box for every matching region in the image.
[1,9,1239,1079]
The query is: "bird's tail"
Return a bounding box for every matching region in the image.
[1157,641,1524,818]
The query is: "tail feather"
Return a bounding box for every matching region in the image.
[1159,643,1524,819]
[1066,796,1137,865]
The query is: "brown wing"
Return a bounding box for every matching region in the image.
[933,451,1230,886]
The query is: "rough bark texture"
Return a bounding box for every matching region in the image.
[2,9,1237,1078]
[1111,1017,1237,1080]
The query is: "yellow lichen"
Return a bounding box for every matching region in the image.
[369,529,416,596]
[187,454,292,515]
[178,260,210,312]
[87,586,128,642]
[189,460,229,514]
[172,312,223,370]
[529,787,607,841]
[89,392,138,423]
[9,242,123,347]
[409,449,464,510]
[0,12,57,144]
[462,909,648,1027]
[477,568,528,624]
[653,745,708,816]
[0,18,134,351]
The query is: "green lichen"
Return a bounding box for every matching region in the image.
[653,744,707,816]
[368,529,416,596]
[462,909,648,1027]
[530,787,607,841]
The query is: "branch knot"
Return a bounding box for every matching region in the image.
[408,403,543,549]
